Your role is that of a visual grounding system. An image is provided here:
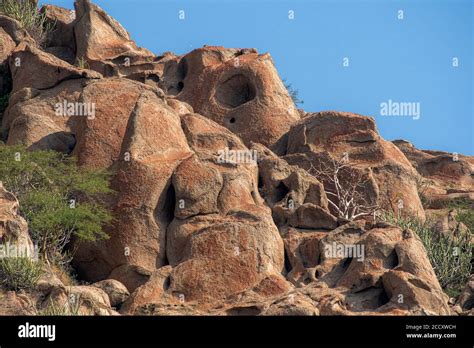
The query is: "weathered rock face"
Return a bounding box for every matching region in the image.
[253,143,337,230]
[0,0,469,317]
[74,0,155,76]
[92,279,130,307]
[160,46,300,148]
[283,112,425,220]
[3,79,85,152]
[72,88,192,286]
[393,140,474,209]
[9,42,100,93]
[165,114,287,303]
[41,4,77,64]
[0,15,35,46]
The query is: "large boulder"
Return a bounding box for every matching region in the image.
[283,111,425,220]
[253,143,337,230]
[165,114,288,303]
[41,5,77,64]
[159,46,300,148]
[72,89,192,288]
[393,140,474,209]
[3,79,86,152]
[74,0,155,75]
[0,15,35,46]
[8,42,100,93]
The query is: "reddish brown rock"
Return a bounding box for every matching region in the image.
[72,89,192,287]
[393,139,474,209]
[163,114,287,303]
[0,291,36,315]
[41,5,76,50]
[41,5,77,64]
[284,111,425,220]
[74,0,155,75]
[253,143,337,230]
[92,279,130,307]
[3,79,86,153]
[160,46,300,148]
[9,42,100,93]
[0,15,35,46]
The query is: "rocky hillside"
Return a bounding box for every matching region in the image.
[0,0,472,316]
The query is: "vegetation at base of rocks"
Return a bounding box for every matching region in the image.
[0,0,54,47]
[0,256,43,291]
[0,144,113,266]
[38,296,81,316]
[75,56,90,70]
[382,212,472,297]
[283,79,304,107]
[448,198,474,233]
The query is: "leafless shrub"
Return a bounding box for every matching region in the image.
[309,156,379,220]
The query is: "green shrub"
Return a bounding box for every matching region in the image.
[0,0,54,47]
[0,144,113,265]
[382,212,472,297]
[449,198,474,233]
[39,296,81,316]
[0,257,43,291]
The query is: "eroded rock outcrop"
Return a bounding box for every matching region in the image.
[0,0,469,317]
[283,112,426,220]
[160,46,300,148]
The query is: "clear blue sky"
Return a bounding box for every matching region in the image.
[40,0,473,155]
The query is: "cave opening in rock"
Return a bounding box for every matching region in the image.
[274,182,289,203]
[215,74,256,108]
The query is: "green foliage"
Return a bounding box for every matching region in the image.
[0,144,113,264]
[0,257,43,291]
[283,79,304,107]
[0,0,55,47]
[75,56,89,70]
[449,199,474,233]
[38,296,81,316]
[382,212,472,296]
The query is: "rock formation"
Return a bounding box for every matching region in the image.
[0,0,471,316]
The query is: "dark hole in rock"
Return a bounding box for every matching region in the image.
[215,74,256,108]
[229,117,236,124]
[177,58,188,81]
[177,81,184,92]
[284,248,292,273]
[258,175,264,190]
[162,183,176,223]
[384,249,399,269]
[163,276,171,291]
[146,74,160,83]
[274,182,289,203]
[342,257,353,269]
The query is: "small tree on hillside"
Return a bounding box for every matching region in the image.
[309,157,379,220]
[0,144,113,266]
